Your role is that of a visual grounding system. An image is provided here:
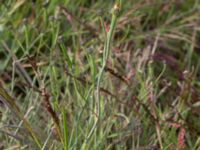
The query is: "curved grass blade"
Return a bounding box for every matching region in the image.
[0,84,42,148]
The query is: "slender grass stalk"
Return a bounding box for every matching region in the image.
[0,85,42,148]
[83,1,121,147]
[41,88,64,146]
[62,108,69,150]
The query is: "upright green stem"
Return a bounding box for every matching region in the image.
[96,13,117,124]
[83,2,121,147]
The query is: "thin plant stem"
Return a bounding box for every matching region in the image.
[83,1,121,147]
[0,85,42,148]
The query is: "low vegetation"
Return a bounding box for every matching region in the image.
[0,0,200,149]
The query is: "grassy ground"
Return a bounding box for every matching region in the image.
[0,0,200,149]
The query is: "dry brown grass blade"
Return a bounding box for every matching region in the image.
[0,83,42,148]
[41,88,64,145]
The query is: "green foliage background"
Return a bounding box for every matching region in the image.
[0,0,200,149]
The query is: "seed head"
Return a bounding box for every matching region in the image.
[112,2,121,16]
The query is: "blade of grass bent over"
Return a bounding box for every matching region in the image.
[0,84,42,148]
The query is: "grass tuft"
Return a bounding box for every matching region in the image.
[0,0,200,149]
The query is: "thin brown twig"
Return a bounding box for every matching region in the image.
[23,54,63,144]
[64,69,127,104]
[60,5,98,35]
[105,66,129,85]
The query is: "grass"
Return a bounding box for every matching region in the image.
[0,0,200,149]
